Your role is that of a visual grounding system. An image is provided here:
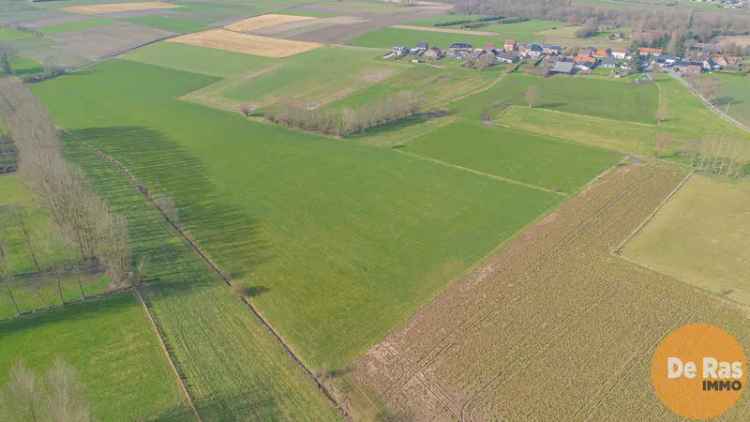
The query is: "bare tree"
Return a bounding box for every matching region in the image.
[0,362,41,421]
[525,86,540,108]
[0,360,92,422]
[0,236,20,316]
[43,359,92,422]
[9,207,42,272]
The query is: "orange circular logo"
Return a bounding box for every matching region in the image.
[651,324,746,420]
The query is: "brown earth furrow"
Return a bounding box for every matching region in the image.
[352,162,750,420]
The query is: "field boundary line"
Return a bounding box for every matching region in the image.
[612,169,693,255]
[667,72,750,134]
[91,148,351,421]
[134,288,204,422]
[510,104,659,128]
[0,286,133,323]
[395,149,567,196]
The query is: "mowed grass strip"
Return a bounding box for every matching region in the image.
[453,73,659,124]
[34,60,561,370]
[404,121,621,193]
[713,72,750,127]
[0,294,188,421]
[123,42,274,78]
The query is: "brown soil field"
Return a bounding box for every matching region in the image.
[64,2,178,15]
[224,14,317,33]
[391,24,498,36]
[167,29,322,58]
[350,162,750,421]
[250,16,368,38]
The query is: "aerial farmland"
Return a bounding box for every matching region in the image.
[1,0,749,420]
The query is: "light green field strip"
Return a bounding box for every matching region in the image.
[623,175,750,307]
[0,294,190,421]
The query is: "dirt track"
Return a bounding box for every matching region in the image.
[353,162,750,421]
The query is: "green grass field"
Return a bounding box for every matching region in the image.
[713,72,750,128]
[624,176,750,306]
[222,46,405,109]
[7,56,43,76]
[38,18,114,34]
[0,26,33,41]
[126,15,206,33]
[452,73,659,124]
[59,133,340,421]
[123,42,274,78]
[0,175,75,275]
[350,27,503,49]
[403,17,561,42]
[0,293,188,421]
[404,121,621,193]
[328,62,503,110]
[33,59,562,372]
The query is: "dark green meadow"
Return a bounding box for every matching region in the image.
[453,73,659,124]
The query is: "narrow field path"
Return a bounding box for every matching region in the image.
[396,149,568,196]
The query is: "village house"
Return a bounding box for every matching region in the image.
[611,50,627,60]
[639,47,663,57]
[495,51,518,64]
[503,39,517,52]
[600,57,617,68]
[423,47,443,60]
[526,43,544,58]
[593,48,611,59]
[542,44,562,55]
[549,61,575,74]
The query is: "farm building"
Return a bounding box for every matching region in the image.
[550,61,575,74]
[504,39,517,52]
[600,57,617,68]
[639,47,663,57]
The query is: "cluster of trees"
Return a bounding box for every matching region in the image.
[263,92,424,137]
[453,0,750,53]
[0,359,92,422]
[686,75,722,104]
[0,78,132,290]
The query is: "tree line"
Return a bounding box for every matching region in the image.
[0,77,133,313]
[453,0,750,54]
[261,91,424,137]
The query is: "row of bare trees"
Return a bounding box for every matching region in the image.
[0,77,132,290]
[0,359,92,422]
[454,0,750,51]
[263,91,424,137]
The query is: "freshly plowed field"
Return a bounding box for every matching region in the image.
[168,29,321,57]
[353,162,750,421]
[224,14,316,33]
[64,2,178,15]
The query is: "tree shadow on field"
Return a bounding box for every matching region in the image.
[63,126,273,282]
[149,390,280,422]
[714,96,742,107]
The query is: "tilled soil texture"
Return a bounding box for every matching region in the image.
[168,29,321,58]
[64,2,179,15]
[224,14,317,33]
[353,162,750,421]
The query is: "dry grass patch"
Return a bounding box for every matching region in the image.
[224,14,317,33]
[167,29,321,58]
[623,175,750,306]
[64,2,178,15]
